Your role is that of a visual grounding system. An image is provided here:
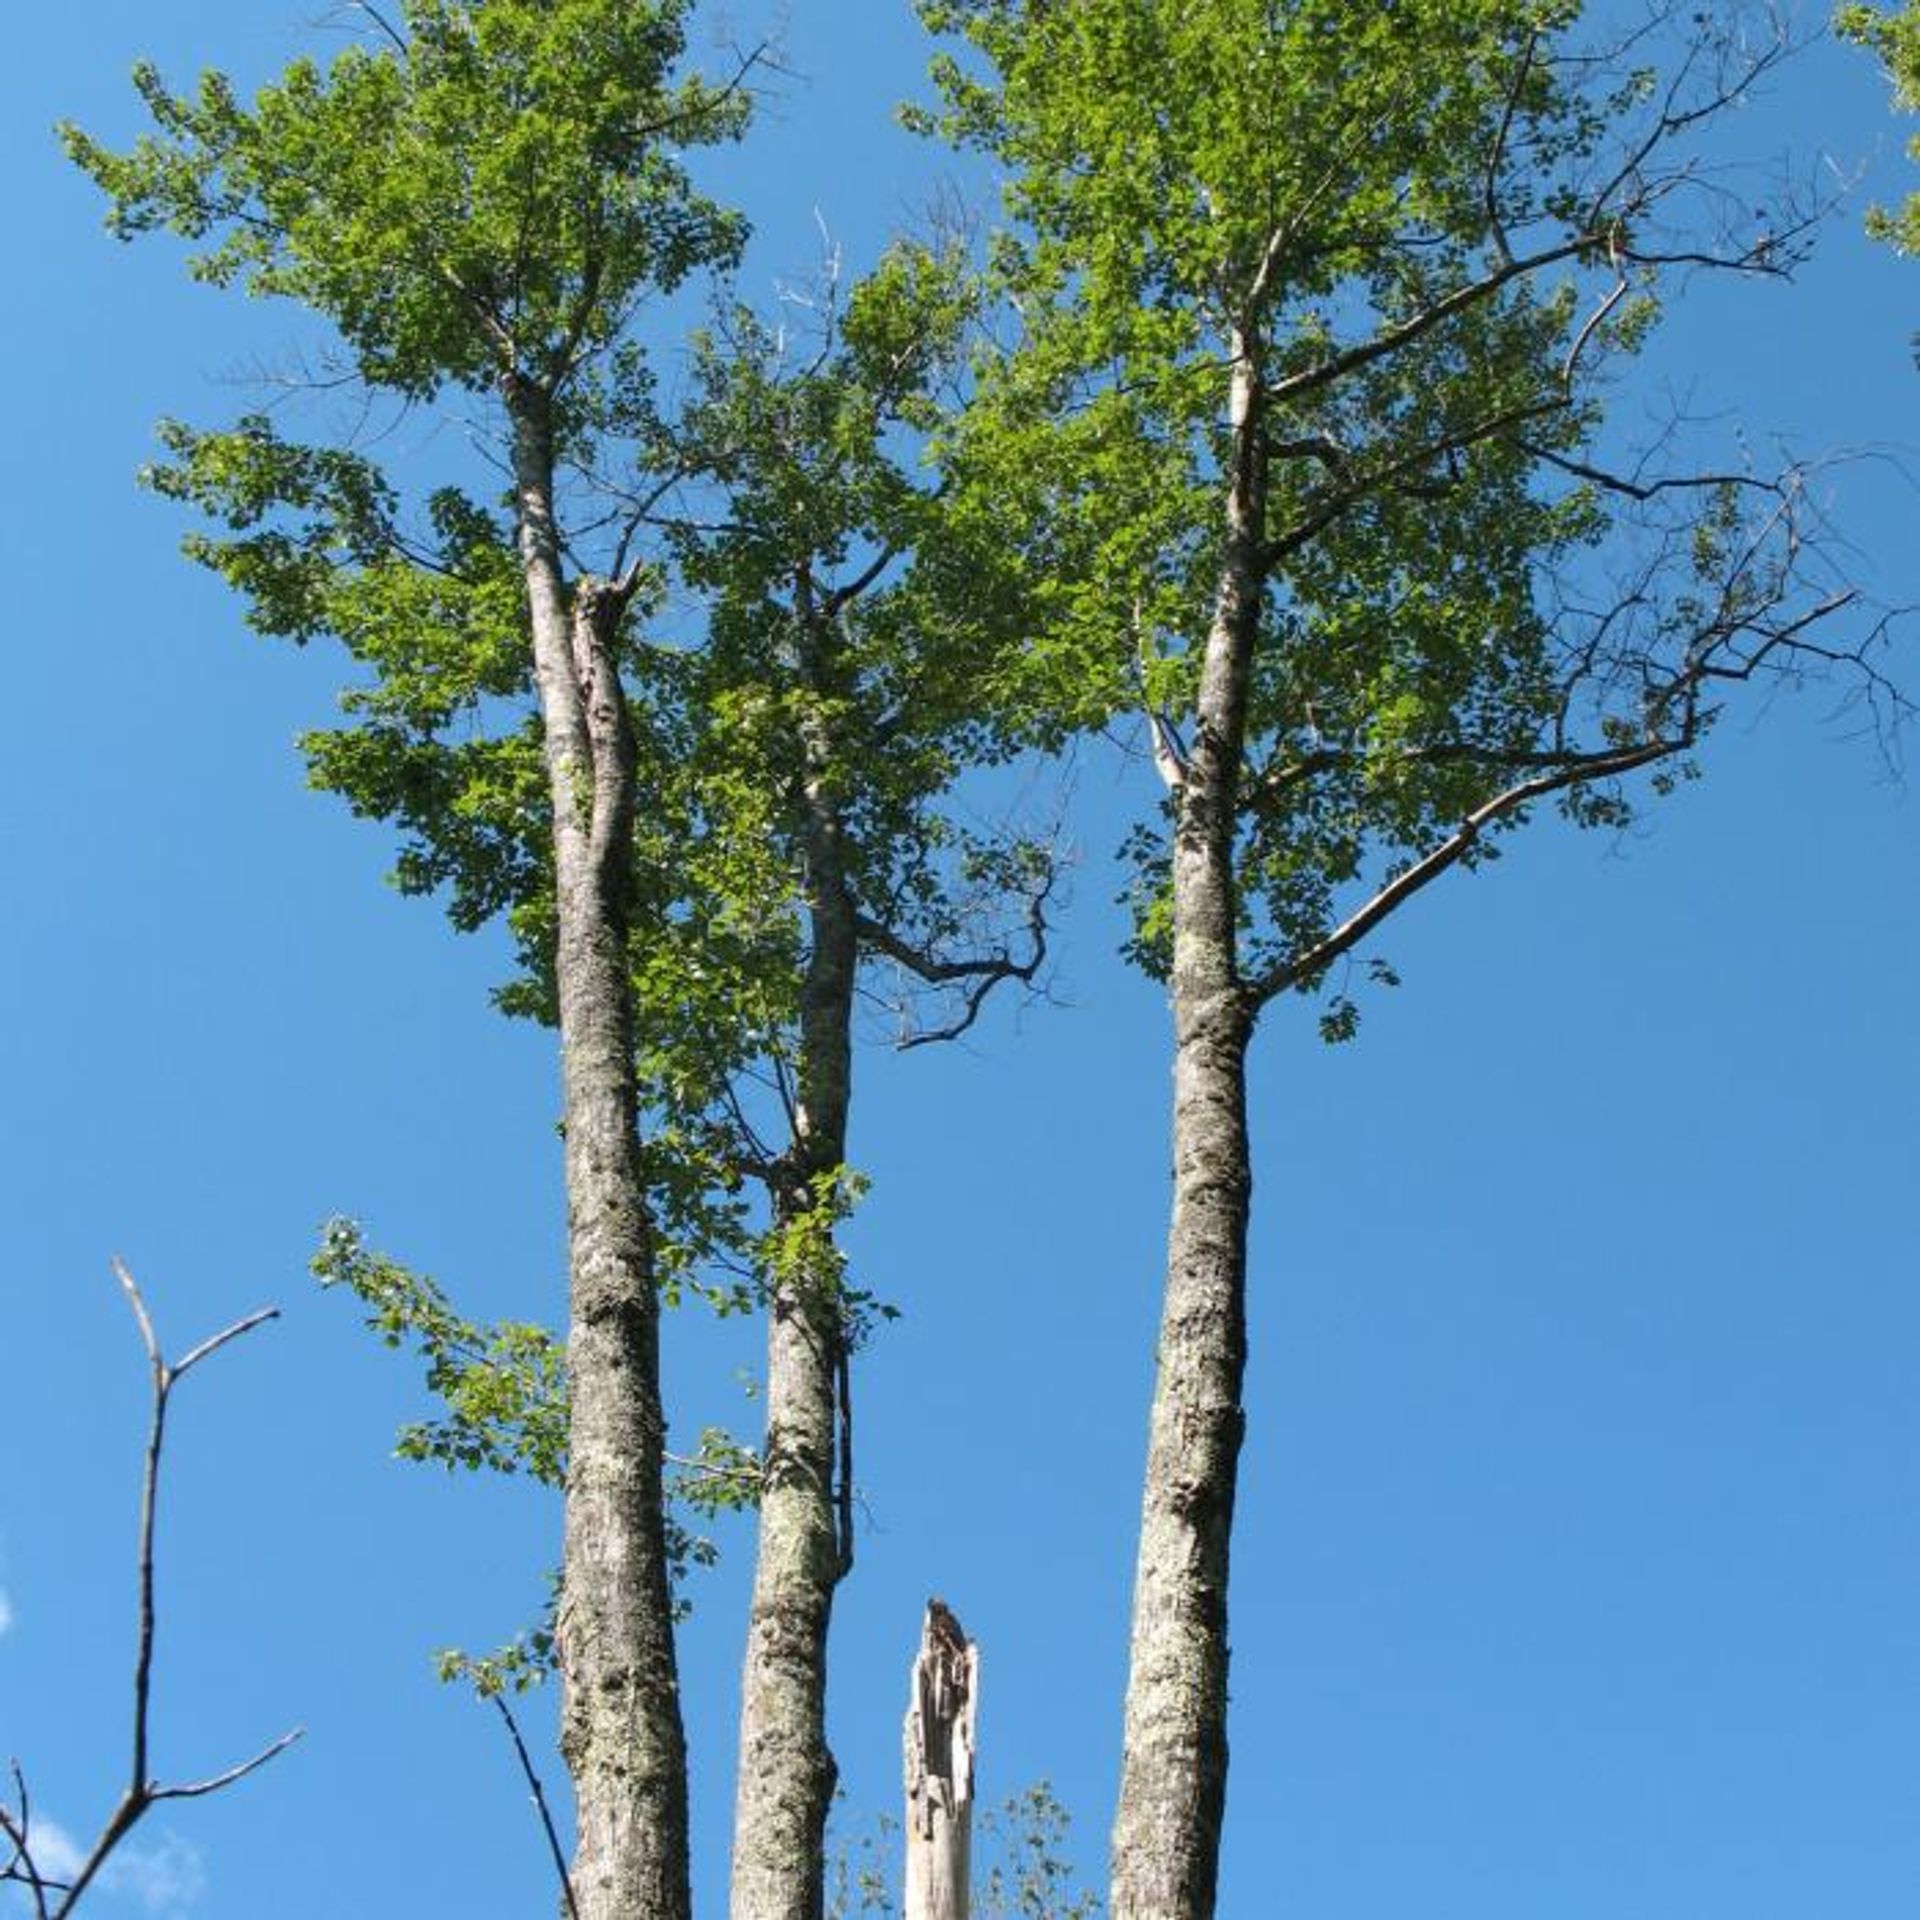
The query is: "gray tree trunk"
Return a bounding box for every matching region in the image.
[1108,338,1264,1920]
[509,381,691,1920]
[728,619,857,1920]
[903,1601,977,1920]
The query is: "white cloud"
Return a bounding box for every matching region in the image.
[0,1588,13,1636]
[101,1831,207,1915]
[13,1817,84,1885]
[4,1820,205,1916]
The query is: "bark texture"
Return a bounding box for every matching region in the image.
[510,382,691,1920]
[903,1601,978,1920]
[1109,340,1264,1920]
[729,598,855,1920]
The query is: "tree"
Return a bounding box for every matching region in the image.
[915,3,1895,1915]
[901,1599,977,1920]
[65,10,755,1916]
[673,255,1053,1920]
[69,15,1057,1920]
[307,248,1057,1920]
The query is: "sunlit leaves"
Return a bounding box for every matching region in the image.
[919,0,1687,1034]
[315,1219,761,1630]
[1842,3,1920,255]
[64,0,746,401]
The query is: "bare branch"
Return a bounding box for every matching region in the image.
[1564,261,1629,387]
[150,1729,307,1804]
[0,1762,59,1920]
[822,545,900,617]
[1266,229,1600,413]
[1262,394,1566,570]
[1250,734,1698,808]
[12,1267,301,1919]
[853,863,1054,1051]
[1512,440,1769,503]
[1246,736,1679,1008]
[172,1307,280,1383]
[321,1,407,54]
[1482,29,1541,270]
[488,1695,580,1920]
[111,1258,161,1379]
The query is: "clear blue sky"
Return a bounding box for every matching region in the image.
[4,6,1919,1918]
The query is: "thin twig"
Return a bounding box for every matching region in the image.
[152,1730,308,1803]
[489,1694,580,1920]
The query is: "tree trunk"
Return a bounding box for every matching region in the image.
[1109,338,1264,1920]
[903,1601,977,1920]
[730,603,857,1920]
[509,381,692,1920]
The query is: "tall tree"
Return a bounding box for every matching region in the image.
[74,24,1053,1909]
[65,8,755,1916]
[674,252,1052,1920]
[190,237,1049,1920]
[916,3,1893,1915]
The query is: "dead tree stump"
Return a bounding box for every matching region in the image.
[902,1598,977,1920]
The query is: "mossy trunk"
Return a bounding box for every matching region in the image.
[729,602,856,1920]
[1109,339,1263,1920]
[510,383,691,1920]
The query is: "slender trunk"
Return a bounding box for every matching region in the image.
[729,602,856,1920]
[903,1601,977,1920]
[1109,340,1264,1920]
[509,380,691,1920]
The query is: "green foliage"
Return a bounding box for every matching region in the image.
[66,5,801,1196]
[1840,3,1920,254]
[313,1218,760,1632]
[315,1216,568,1483]
[976,1784,1102,1920]
[918,0,1821,1036]
[438,1577,559,1696]
[71,5,1056,1325]
[756,1167,897,1345]
[63,0,746,401]
[670,240,1058,990]
[825,1808,897,1919]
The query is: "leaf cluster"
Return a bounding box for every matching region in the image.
[314,1218,762,1638]
[63,0,747,403]
[920,0,1838,1032]
[1841,3,1920,254]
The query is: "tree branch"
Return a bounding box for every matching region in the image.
[1261,394,1567,570]
[1265,229,1600,413]
[1482,30,1541,269]
[0,1762,60,1920]
[1246,736,1679,1008]
[8,1266,305,1919]
[853,865,1054,1051]
[489,1693,579,1920]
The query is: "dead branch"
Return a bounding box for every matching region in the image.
[0,1264,302,1919]
[853,855,1055,1051]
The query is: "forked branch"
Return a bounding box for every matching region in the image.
[854,857,1056,1050]
[0,1264,301,1919]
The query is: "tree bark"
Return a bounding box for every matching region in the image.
[1109,337,1264,1920]
[509,380,692,1920]
[730,599,857,1920]
[903,1601,977,1920]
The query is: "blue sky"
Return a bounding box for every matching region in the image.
[4,5,1919,1918]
